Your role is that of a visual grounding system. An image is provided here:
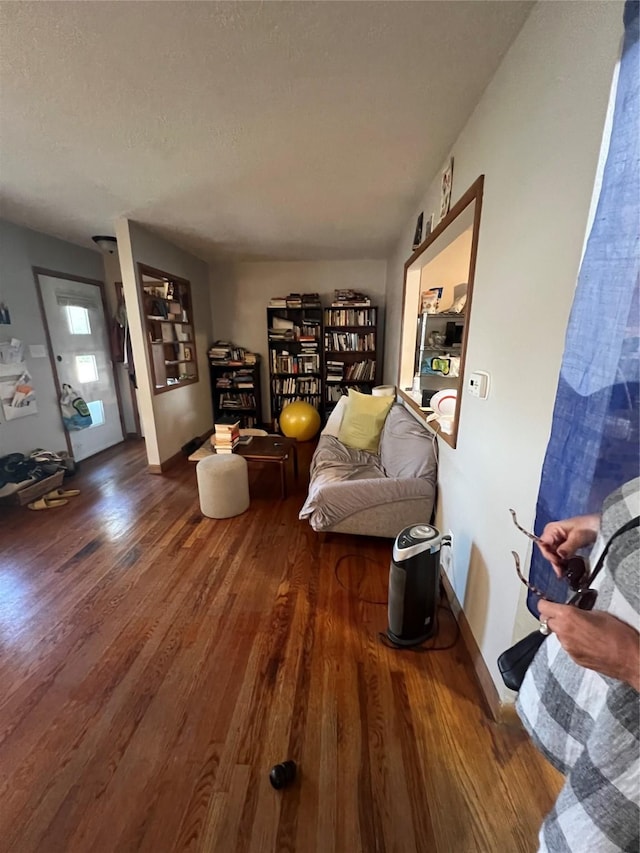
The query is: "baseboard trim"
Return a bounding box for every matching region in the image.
[148,448,184,475]
[441,573,522,727]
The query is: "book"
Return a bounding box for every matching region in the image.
[236,435,253,446]
[215,415,241,428]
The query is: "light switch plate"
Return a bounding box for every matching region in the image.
[468,370,490,399]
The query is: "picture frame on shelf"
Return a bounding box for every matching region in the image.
[412,212,424,250]
[439,157,454,221]
[183,346,193,361]
[424,214,433,240]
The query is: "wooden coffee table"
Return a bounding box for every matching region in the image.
[234,435,298,499]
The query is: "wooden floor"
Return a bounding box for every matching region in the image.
[0,439,561,853]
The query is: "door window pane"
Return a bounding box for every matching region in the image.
[76,354,99,383]
[87,400,105,427]
[66,305,91,335]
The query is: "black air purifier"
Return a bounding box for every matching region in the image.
[387,524,444,647]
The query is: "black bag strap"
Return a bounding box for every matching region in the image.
[586,515,640,587]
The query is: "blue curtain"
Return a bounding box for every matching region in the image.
[528,0,640,614]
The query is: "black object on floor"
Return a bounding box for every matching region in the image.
[181,437,202,456]
[269,760,297,790]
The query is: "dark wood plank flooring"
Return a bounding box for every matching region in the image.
[0,439,561,852]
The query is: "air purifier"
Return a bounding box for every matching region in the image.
[387,523,444,646]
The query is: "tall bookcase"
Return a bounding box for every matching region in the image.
[209,358,262,428]
[267,301,323,430]
[323,305,379,416]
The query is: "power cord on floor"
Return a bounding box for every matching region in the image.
[333,553,388,605]
[378,587,460,652]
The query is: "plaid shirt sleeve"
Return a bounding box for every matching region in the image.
[517,478,640,852]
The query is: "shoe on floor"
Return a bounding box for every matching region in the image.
[44,488,80,499]
[28,497,69,510]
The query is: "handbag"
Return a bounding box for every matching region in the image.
[498,630,546,691]
[59,383,93,431]
[497,514,640,692]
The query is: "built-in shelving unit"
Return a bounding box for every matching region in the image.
[139,264,198,394]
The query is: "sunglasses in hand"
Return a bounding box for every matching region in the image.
[509,509,597,611]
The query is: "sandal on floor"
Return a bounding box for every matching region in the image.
[44,488,81,499]
[28,497,69,510]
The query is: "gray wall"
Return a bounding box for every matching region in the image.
[0,219,105,457]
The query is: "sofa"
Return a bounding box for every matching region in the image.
[299,398,438,538]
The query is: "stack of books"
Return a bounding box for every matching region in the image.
[301,292,321,307]
[208,341,256,364]
[326,360,345,382]
[268,296,288,308]
[331,289,371,307]
[214,416,240,453]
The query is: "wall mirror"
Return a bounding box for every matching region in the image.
[138,264,198,394]
[398,175,484,448]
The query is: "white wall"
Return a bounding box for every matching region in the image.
[210,260,387,423]
[383,0,622,700]
[0,219,106,457]
[116,220,213,467]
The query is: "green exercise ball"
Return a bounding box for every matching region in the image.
[279,400,321,442]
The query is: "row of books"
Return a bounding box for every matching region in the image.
[219,393,257,409]
[344,359,377,381]
[270,352,320,374]
[271,394,321,410]
[324,332,376,352]
[271,377,321,395]
[268,325,321,341]
[324,308,376,327]
[269,292,322,308]
[215,370,255,389]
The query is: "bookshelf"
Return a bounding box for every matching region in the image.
[139,264,198,394]
[208,342,262,429]
[267,295,323,430]
[323,305,379,415]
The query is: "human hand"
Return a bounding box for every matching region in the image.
[538,513,601,578]
[538,600,640,690]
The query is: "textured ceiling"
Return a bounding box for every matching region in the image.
[0,1,532,261]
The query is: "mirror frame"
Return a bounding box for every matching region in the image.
[397,174,484,448]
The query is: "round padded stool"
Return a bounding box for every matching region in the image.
[196,453,249,519]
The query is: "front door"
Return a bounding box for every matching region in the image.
[36,272,124,461]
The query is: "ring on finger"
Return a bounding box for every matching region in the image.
[539,617,551,636]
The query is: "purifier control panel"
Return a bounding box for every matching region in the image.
[393,524,442,562]
[396,525,437,549]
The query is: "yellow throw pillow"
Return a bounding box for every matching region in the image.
[337,389,394,453]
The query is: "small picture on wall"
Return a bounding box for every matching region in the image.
[412,212,424,250]
[439,157,454,221]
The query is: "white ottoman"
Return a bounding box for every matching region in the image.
[196,454,249,518]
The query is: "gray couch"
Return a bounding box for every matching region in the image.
[299,401,438,538]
